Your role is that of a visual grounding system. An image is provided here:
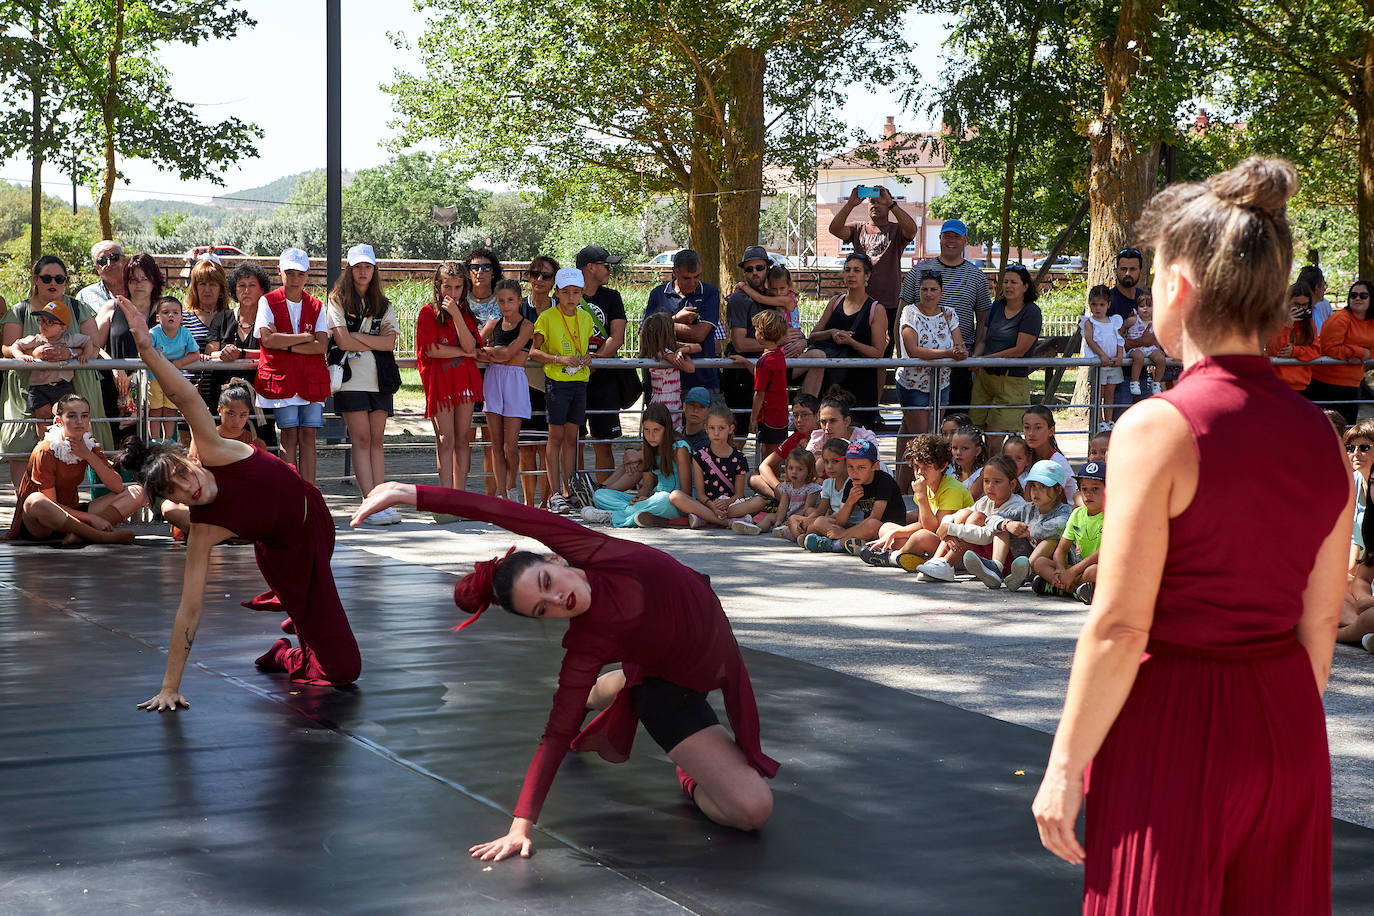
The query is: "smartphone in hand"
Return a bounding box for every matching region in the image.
[857,185,881,199]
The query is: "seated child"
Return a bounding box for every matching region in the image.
[940,412,973,440]
[949,425,986,502]
[736,447,820,536]
[15,299,93,420]
[1086,429,1110,463]
[803,439,908,555]
[923,455,1029,587]
[1031,460,1106,602]
[983,459,1073,591]
[584,403,689,528]
[1125,293,1167,396]
[750,392,821,498]
[1001,433,1031,485]
[860,434,972,574]
[671,405,754,528]
[784,437,849,542]
[681,387,712,453]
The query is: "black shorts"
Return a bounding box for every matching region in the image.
[333,389,394,416]
[631,676,719,753]
[757,421,789,446]
[583,374,624,441]
[25,379,75,413]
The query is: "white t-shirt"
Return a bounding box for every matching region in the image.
[326,303,399,394]
[254,295,309,407]
[896,304,959,393]
[1081,314,1124,358]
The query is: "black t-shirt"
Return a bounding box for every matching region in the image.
[683,427,709,453]
[981,299,1043,378]
[841,469,907,524]
[725,287,763,353]
[582,286,628,402]
[1108,286,1138,321]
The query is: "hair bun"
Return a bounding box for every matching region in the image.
[1208,156,1297,216]
[119,436,150,472]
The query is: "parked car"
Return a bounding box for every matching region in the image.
[184,245,247,267]
[645,249,683,266]
[1031,255,1085,271]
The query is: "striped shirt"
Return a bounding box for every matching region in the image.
[900,257,991,342]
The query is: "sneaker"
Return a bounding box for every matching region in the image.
[859,545,890,567]
[1003,556,1031,591]
[963,551,1003,589]
[1128,380,1141,395]
[375,507,402,525]
[568,471,598,508]
[1362,633,1374,654]
[1030,575,1050,596]
[839,538,864,556]
[1075,582,1095,605]
[915,557,956,582]
[430,512,460,525]
[581,507,613,525]
[774,526,795,541]
[506,487,521,502]
[359,509,392,527]
[804,534,835,553]
[548,493,571,514]
[731,519,762,535]
[894,552,923,573]
[633,511,673,528]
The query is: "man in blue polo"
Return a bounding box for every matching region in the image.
[643,248,724,397]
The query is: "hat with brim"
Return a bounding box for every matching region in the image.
[554,267,586,290]
[1025,459,1067,488]
[1074,460,1106,482]
[738,245,770,268]
[279,248,310,273]
[37,299,73,330]
[346,244,376,266]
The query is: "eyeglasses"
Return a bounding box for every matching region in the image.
[469,263,493,273]
[743,265,768,273]
[1347,443,1372,454]
[529,270,554,280]
[95,253,123,266]
[37,274,67,284]
[1351,291,1371,301]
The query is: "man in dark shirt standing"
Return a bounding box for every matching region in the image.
[576,244,628,483]
[1109,247,1144,411]
[722,245,772,430]
[643,248,724,396]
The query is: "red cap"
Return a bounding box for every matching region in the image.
[451,546,516,632]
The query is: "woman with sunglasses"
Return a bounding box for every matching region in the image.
[2,256,112,487]
[1309,278,1374,424]
[970,264,1041,451]
[1343,420,1374,571]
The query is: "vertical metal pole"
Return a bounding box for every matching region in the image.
[326,0,342,291]
[1089,365,1101,433]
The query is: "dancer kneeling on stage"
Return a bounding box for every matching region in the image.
[352,483,778,861]
[114,297,361,711]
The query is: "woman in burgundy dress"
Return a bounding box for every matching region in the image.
[352,481,778,862]
[113,298,361,712]
[1032,158,1351,914]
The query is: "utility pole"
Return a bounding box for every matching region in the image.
[326,0,342,290]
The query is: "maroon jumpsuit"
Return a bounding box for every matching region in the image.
[415,486,779,823]
[1083,355,1348,914]
[190,447,361,686]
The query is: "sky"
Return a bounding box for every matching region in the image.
[0,2,951,207]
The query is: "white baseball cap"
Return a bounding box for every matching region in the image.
[554,267,585,290]
[279,248,310,273]
[195,251,223,266]
[346,244,376,266]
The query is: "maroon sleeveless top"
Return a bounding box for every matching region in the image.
[190,446,324,545]
[1152,355,1347,650]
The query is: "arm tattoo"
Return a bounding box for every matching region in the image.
[183,627,194,652]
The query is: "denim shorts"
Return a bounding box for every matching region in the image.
[895,384,948,409]
[544,379,587,427]
[274,402,324,429]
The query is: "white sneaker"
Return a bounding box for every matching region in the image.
[963,551,1003,589]
[580,507,613,525]
[1128,380,1141,395]
[731,519,762,535]
[1361,632,1374,654]
[378,507,403,525]
[915,557,956,582]
[1003,556,1032,591]
[548,494,571,514]
[506,487,521,502]
[358,512,390,527]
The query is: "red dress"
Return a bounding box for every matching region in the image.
[415,486,779,822]
[1083,355,1347,914]
[415,304,483,415]
[190,446,361,686]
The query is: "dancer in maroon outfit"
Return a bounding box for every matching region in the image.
[352,482,778,861]
[1032,158,1352,914]
[114,298,361,712]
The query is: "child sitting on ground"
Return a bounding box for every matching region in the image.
[738,447,820,536]
[671,404,754,529]
[14,299,94,420]
[1030,460,1106,603]
[940,412,973,440]
[804,439,906,554]
[949,425,986,502]
[1001,433,1031,485]
[785,437,849,542]
[681,386,712,452]
[1087,429,1110,463]
[1125,292,1167,396]
[639,311,699,428]
[927,455,1030,587]
[983,459,1073,591]
[583,402,690,529]
[858,434,972,573]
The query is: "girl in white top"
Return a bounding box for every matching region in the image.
[1020,405,1076,502]
[949,425,986,502]
[1080,284,1135,422]
[784,438,849,542]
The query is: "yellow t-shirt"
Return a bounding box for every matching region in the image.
[927,473,974,512]
[533,306,595,382]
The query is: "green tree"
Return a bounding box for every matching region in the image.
[29,0,262,237]
[480,193,555,262]
[386,0,920,286]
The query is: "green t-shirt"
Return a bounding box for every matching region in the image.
[1063,505,1104,557]
[533,306,594,382]
[928,473,974,512]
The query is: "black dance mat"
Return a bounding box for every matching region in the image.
[1,542,1370,914]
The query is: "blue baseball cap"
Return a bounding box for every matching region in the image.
[845,440,878,462]
[1025,459,1067,488]
[1075,460,1106,482]
[940,219,968,236]
[684,387,712,407]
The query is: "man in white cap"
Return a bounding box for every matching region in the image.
[254,248,330,484]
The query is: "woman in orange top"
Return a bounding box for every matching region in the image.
[1264,281,1320,391]
[1309,278,1374,423]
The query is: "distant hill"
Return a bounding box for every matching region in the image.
[113,197,240,226]
[213,170,321,209]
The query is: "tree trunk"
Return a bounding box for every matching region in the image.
[996,6,1045,291]
[714,47,765,288]
[1357,34,1374,281]
[688,75,721,289]
[97,0,125,239]
[29,17,43,266]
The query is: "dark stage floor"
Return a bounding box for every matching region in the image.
[1,542,1370,914]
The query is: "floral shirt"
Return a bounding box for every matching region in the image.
[896,304,959,393]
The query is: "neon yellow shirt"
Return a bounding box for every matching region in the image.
[927,473,974,512]
[534,306,594,382]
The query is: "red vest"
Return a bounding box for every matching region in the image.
[254,289,330,402]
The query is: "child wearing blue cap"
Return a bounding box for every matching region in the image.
[1031,461,1106,602]
[964,458,1072,590]
[803,439,906,553]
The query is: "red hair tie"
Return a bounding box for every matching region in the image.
[451,546,516,632]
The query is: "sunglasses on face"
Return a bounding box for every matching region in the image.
[1351,291,1371,301]
[95,253,123,266]
[743,265,768,274]
[529,270,554,280]
[37,274,67,284]
[1347,443,1372,454]
[469,263,493,273]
